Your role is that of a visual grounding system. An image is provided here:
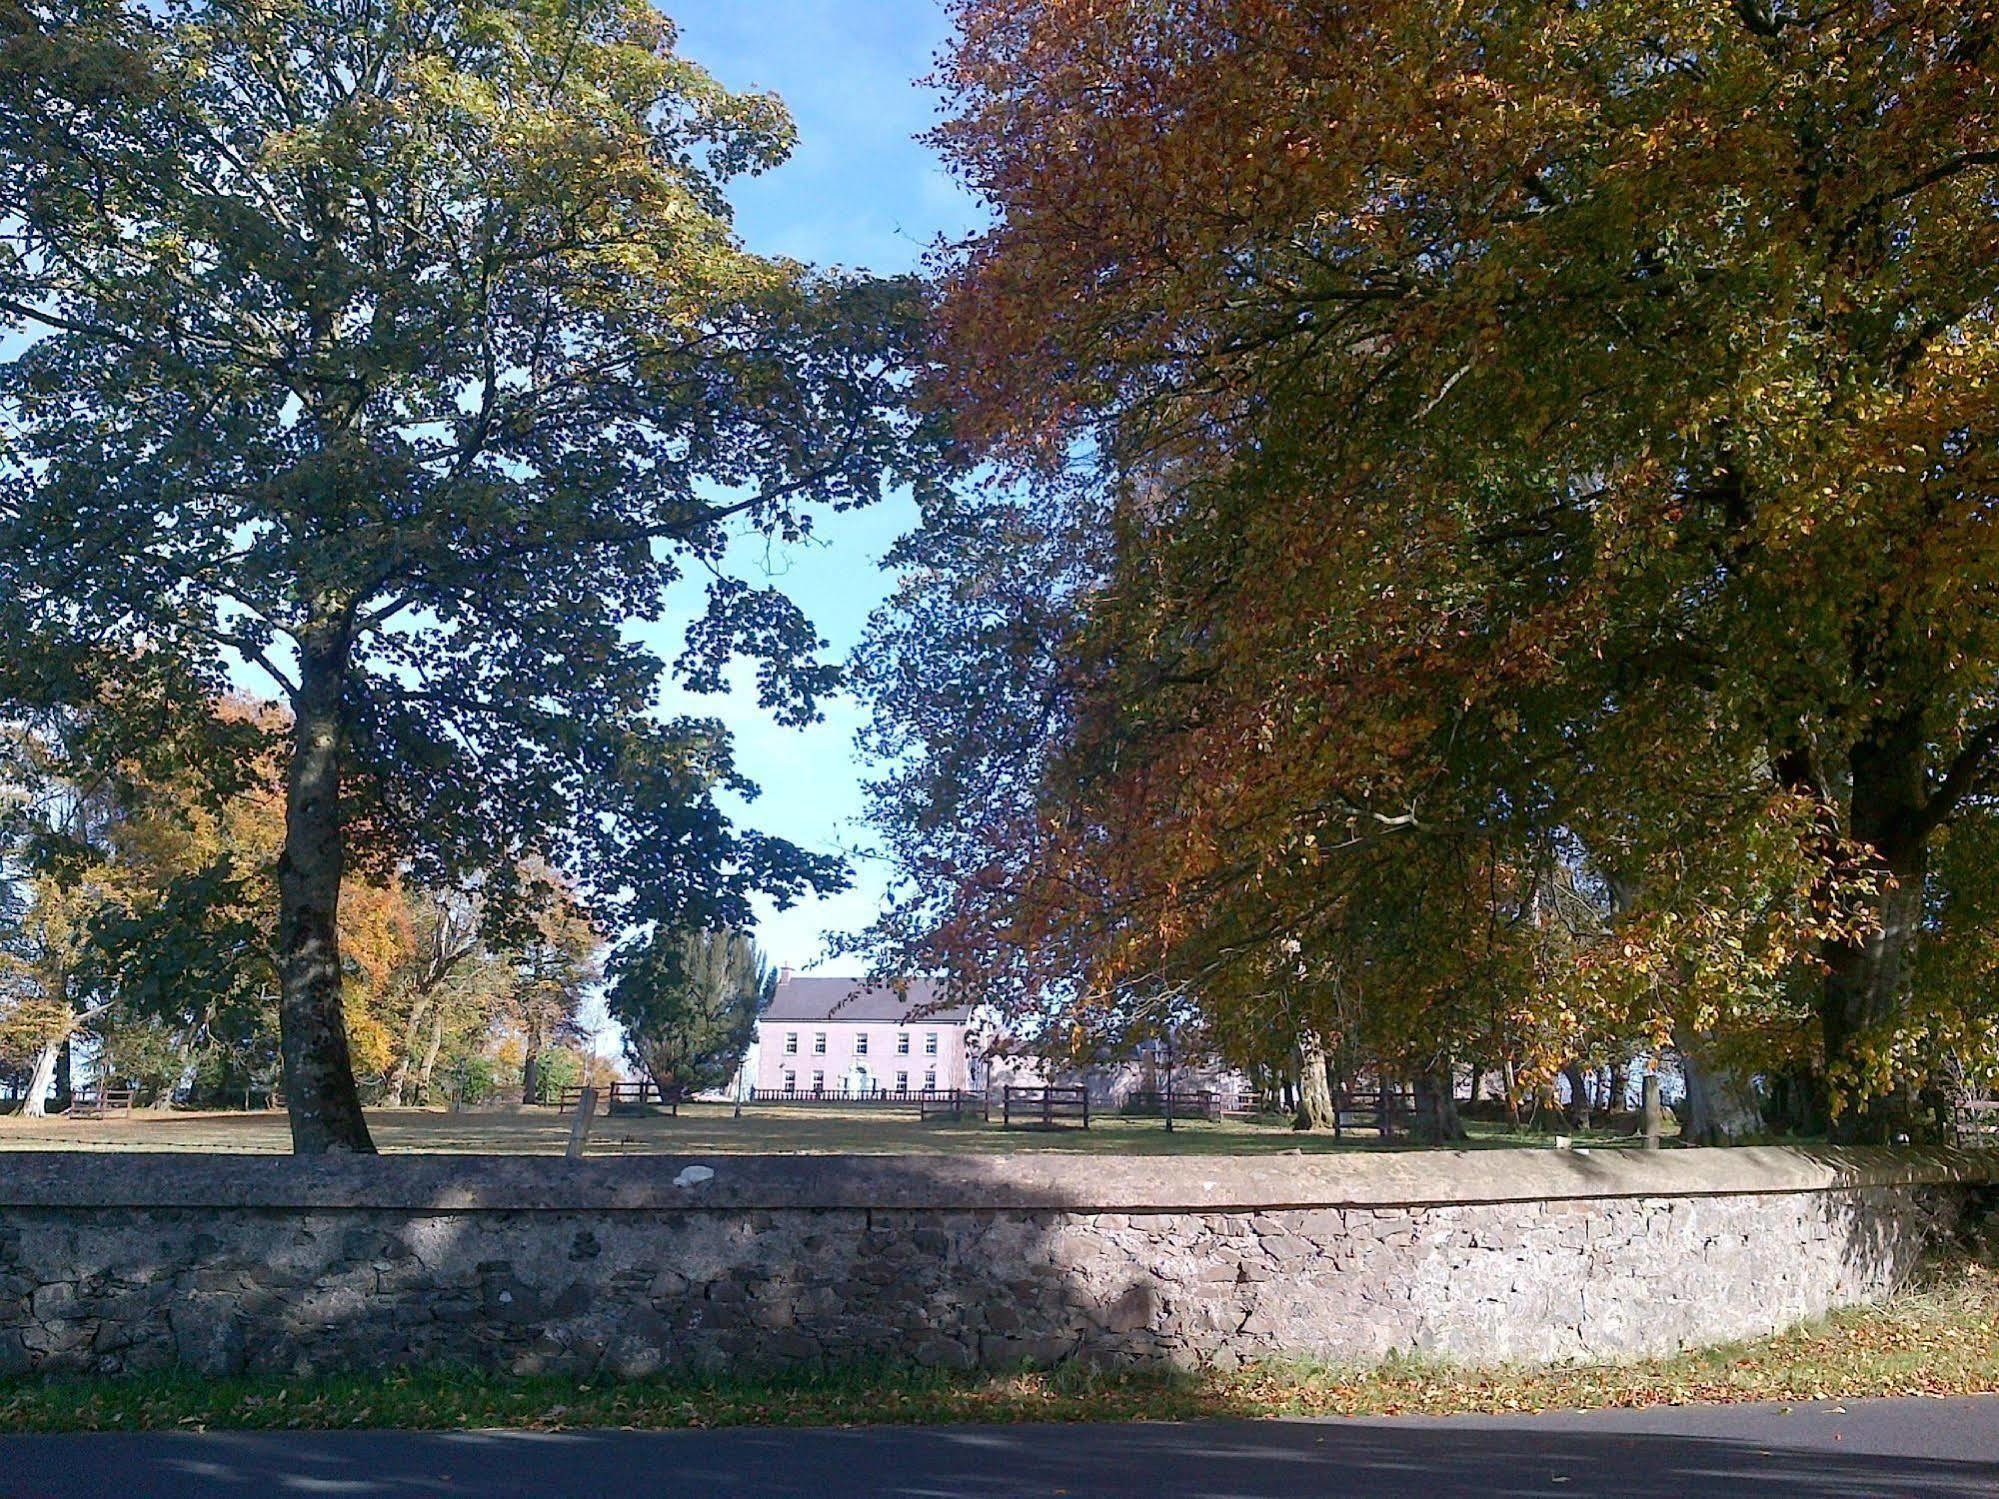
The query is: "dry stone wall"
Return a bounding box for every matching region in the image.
[0,1147,1987,1379]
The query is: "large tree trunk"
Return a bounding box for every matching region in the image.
[1293,1029,1337,1131]
[1761,1066,1825,1135]
[18,1039,61,1118]
[1822,878,1926,1143]
[1413,1065,1466,1142]
[521,1039,544,1106]
[275,629,375,1154]
[1562,1062,1594,1130]
[1817,716,1932,1143]
[1677,1029,1762,1145]
[54,1036,72,1112]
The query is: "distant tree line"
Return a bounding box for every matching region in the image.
[0,701,607,1114]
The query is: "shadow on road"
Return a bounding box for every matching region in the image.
[3,1398,1996,1498]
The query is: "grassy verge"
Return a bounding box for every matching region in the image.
[2,1258,1993,1435]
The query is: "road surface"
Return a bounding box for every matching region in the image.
[3,1395,1994,1497]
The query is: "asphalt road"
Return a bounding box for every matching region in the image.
[3,1396,1995,1498]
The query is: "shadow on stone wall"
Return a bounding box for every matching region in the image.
[0,1147,1984,1381]
[1,1153,1111,1380]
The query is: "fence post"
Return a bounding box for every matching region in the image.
[566,1086,599,1160]
[1642,1073,1662,1150]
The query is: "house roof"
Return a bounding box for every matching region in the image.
[762,976,970,1025]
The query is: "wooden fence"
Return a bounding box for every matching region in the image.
[744,1085,972,1114]
[1000,1084,1091,1130]
[1957,1098,1999,1148]
[557,1082,681,1116]
[918,1091,970,1122]
[1332,1083,1420,1142]
[1119,1089,1223,1122]
[66,1087,134,1119]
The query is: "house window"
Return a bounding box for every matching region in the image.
[897,1032,910,1054]
[783,1071,796,1091]
[895,1072,908,1092]
[925,1032,939,1056]
[924,1070,937,1091]
[784,1032,798,1055]
[813,1032,827,1055]
[811,1070,825,1093]
[855,1032,869,1056]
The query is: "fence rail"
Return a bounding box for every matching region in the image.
[67,1087,135,1119]
[1332,1084,1419,1142]
[918,1090,972,1122]
[557,1082,681,1116]
[1119,1089,1223,1122]
[1001,1084,1091,1130]
[744,1085,970,1112]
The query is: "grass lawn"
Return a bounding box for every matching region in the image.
[0,1101,1670,1156]
[0,1258,1991,1434]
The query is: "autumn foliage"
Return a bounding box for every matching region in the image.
[860,0,1999,1137]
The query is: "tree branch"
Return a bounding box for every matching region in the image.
[1916,717,1999,839]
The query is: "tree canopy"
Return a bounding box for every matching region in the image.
[859,0,1999,1139]
[0,0,939,1148]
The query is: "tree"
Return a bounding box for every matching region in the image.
[376,888,485,1107]
[497,889,599,1105]
[0,700,267,1113]
[0,869,107,1115]
[0,0,937,1150]
[609,926,771,1097]
[878,0,1999,1140]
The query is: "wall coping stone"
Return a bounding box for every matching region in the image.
[0,1145,1992,1215]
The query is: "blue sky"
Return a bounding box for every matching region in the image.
[641,1,984,986]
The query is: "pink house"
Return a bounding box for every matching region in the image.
[753,975,973,1096]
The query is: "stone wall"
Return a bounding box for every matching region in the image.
[0,1147,1989,1379]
